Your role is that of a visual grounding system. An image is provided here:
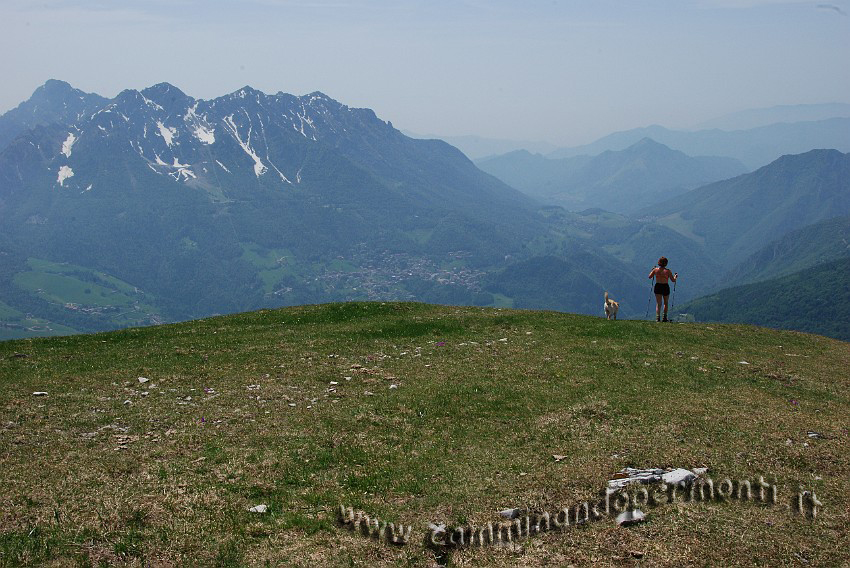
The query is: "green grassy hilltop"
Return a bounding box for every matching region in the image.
[1,303,848,567]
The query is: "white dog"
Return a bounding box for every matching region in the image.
[604,291,619,320]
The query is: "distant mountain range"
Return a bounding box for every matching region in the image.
[476,138,748,214]
[679,257,850,341]
[1,81,847,340]
[673,215,850,338]
[0,79,108,152]
[418,103,850,168]
[402,131,558,161]
[0,80,544,335]
[690,102,850,131]
[724,215,850,285]
[643,149,850,269]
[546,119,850,170]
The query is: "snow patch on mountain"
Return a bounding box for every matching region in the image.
[215,160,231,173]
[222,113,267,177]
[256,114,291,183]
[61,132,77,158]
[194,125,215,145]
[184,103,216,145]
[141,93,164,112]
[170,168,196,181]
[295,105,317,139]
[157,121,177,147]
[57,166,74,186]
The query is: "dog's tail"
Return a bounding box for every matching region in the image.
[604,291,609,303]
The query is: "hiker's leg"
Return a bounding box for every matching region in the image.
[655,294,662,321]
[662,294,669,321]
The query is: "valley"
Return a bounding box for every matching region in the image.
[0,81,848,341]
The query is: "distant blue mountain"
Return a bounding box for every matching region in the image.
[547,118,850,170]
[0,79,107,153]
[476,138,748,213]
[641,149,850,269]
[691,102,850,131]
[402,131,558,161]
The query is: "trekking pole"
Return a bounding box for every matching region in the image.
[670,280,677,316]
[645,277,655,319]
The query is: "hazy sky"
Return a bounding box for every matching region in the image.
[2,0,848,146]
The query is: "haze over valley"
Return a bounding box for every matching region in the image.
[1,0,848,341]
[0,79,848,340]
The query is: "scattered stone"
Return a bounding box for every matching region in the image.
[662,468,696,485]
[616,509,646,526]
[288,403,296,407]
[248,504,268,513]
[389,384,398,389]
[807,431,825,439]
[32,392,48,396]
[499,508,525,519]
[364,391,374,396]
[630,550,645,559]
[329,381,338,385]
[137,377,149,384]
[114,434,136,450]
[246,384,260,390]
[608,468,665,489]
[123,400,132,405]
[552,454,567,462]
[738,361,750,365]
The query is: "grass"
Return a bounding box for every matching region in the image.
[239,244,302,292]
[3,258,162,335]
[0,300,78,341]
[0,302,848,566]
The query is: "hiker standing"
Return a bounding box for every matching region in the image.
[649,257,677,322]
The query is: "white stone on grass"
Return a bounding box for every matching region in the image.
[616,510,646,526]
[662,468,696,485]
